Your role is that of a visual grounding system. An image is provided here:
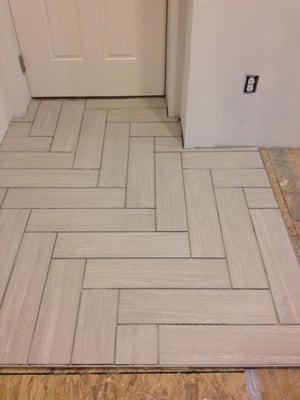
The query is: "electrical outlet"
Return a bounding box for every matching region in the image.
[244,75,259,94]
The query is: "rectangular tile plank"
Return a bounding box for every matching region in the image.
[0,210,29,302]
[159,326,300,366]
[216,189,268,288]
[5,122,31,137]
[84,259,230,289]
[0,169,98,188]
[212,169,270,188]
[182,152,264,169]
[251,209,300,323]
[126,137,155,208]
[116,325,157,365]
[156,153,187,231]
[72,290,118,364]
[29,260,85,364]
[54,233,190,258]
[0,137,51,152]
[74,109,106,169]
[0,233,55,364]
[3,188,125,208]
[51,100,85,152]
[131,122,181,137]
[28,209,155,232]
[86,97,167,109]
[98,123,129,187]
[155,137,183,152]
[12,100,40,122]
[30,100,62,136]
[0,152,74,169]
[108,109,177,122]
[119,289,276,324]
[245,188,278,209]
[184,170,225,257]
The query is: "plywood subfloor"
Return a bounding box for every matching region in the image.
[0,99,300,368]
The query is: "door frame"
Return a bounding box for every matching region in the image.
[166,0,187,118]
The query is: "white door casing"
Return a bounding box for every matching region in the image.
[10,0,167,97]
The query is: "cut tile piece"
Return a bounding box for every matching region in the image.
[182,152,264,169]
[245,188,278,209]
[86,97,167,109]
[108,108,177,122]
[131,122,181,137]
[0,233,55,364]
[29,260,85,364]
[84,259,230,289]
[0,152,74,169]
[126,137,155,208]
[0,210,29,302]
[251,209,300,323]
[116,325,157,365]
[51,100,85,152]
[3,188,125,209]
[119,290,276,324]
[156,153,187,231]
[212,169,270,188]
[184,170,224,257]
[54,233,190,258]
[28,209,155,232]
[0,169,98,188]
[5,122,31,137]
[30,100,62,136]
[12,100,40,122]
[99,123,129,188]
[155,137,183,152]
[72,290,118,364]
[0,137,51,152]
[159,325,300,366]
[74,109,106,169]
[215,189,268,288]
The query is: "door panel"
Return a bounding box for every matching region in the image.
[10,0,166,97]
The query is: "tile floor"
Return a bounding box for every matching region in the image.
[0,98,300,367]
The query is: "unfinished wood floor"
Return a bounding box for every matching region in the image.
[0,98,300,368]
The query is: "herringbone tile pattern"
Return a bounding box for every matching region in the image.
[0,98,300,367]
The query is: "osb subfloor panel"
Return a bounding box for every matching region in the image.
[0,372,248,400]
[1,99,300,368]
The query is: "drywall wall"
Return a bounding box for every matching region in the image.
[182,0,300,148]
[0,0,30,140]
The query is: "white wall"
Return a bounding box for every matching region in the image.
[182,0,300,148]
[0,0,30,140]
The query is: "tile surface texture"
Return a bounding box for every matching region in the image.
[0,98,299,368]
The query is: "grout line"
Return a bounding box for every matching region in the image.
[70,259,87,364]
[49,100,64,152]
[26,232,58,363]
[96,109,108,186]
[157,325,160,365]
[124,126,132,208]
[0,209,31,312]
[180,153,192,257]
[0,188,8,208]
[209,170,233,288]
[113,290,121,364]
[28,101,41,136]
[245,369,262,400]
[72,101,87,168]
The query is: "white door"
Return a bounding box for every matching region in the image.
[10,0,167,97]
